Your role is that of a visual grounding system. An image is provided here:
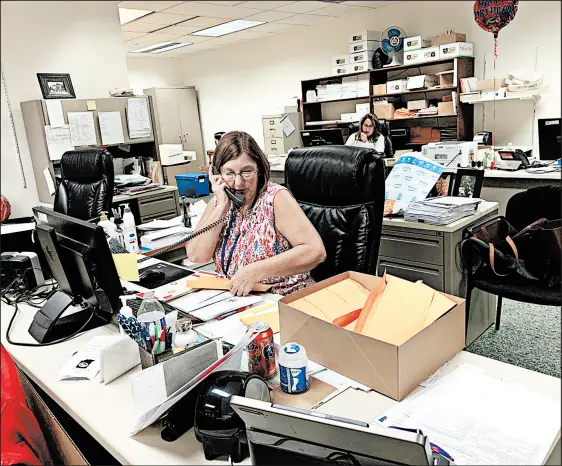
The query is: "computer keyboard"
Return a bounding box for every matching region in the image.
[108,239,129,254]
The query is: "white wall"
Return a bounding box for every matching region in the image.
[126,56,185,91]
[178,1,560,155]
[1,0,129,218]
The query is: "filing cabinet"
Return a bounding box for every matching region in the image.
[262,112,302,156]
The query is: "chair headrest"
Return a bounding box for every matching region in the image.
[60,149,112,181]
[285,146,383,206]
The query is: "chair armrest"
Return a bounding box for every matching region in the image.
[462,215,506,240]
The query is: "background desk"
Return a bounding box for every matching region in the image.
[380,201,499,345]
[113,185,180,225]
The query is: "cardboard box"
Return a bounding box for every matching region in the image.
[279,272,466,401]
[438,101,454,115]
[407,99,429,110]
[421,46,440,62]
[350,50,375,64]
[404,50,423,65]
[332,65,348,76]
[404,36,432,51]
[372,84,387,96]
[349,40,380,54]
[350,30,381,43]
[439,42,473,58]
[331,55,349,67]
[437,70,455,87]
[406,74,438,91]
[476,78,507,91]
[386,79,408,94]
[431,33,466,47]
[347,62,372,73]
[373,102,395,120]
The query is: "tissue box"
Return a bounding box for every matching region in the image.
[440,42,474,58]
[420,46,440,62]
[404,36,432,51]
[279,272,465,400]
[386,79,408,94]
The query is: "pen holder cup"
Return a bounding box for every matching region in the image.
[138,346,179,369]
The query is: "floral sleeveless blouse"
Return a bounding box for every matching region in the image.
[213,182,315,296]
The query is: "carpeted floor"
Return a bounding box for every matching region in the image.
[466,298,561,378]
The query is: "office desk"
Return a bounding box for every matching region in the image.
[380,201,499,345]
[113,185,181,225]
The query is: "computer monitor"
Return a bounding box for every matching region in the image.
[538,118,561,161]
[31,207,123,343]
[301,129,345,147]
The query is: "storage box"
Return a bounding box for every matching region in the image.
[373,102,395,120]
[349,30,381,43]
[438,101,454,115]
[404,35,432,51]
[372,84,387,96]
[356,103,370,115]
[476,78,507,91]
[386,79,408,94]
[349,40,380,54]
[439,42,473,58]
[279,272,466,401]
[175,173,210,197]
[406,74,438,91]
[331,55,349,67]
[347,62,372,73]
[437,70,455,87]
[420,46,440,62]
[407,99,429,111]
[404,49,423,65]
[350,50,375,64]
[341,112,360,122]
[431,33,466,47]
[332,65,348,76]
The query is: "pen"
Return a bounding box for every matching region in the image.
[216,305,252,320]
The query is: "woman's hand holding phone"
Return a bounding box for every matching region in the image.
[208,166,231,213]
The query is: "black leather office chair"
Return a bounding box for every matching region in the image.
[54,149,114,221]
[348,120,394,158]
[285,145,385,282]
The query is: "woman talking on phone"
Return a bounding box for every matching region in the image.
[186,131,326,296]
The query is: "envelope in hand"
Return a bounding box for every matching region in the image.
[99,336,141,385]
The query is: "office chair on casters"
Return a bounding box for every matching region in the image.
[285,145,385,282]
[462,186,561,339]
[53,149,114,222]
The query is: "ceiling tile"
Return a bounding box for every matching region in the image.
[237,1,297,9]
[277,14,329,25]
[135,12,193,25]
[122,31,147,41]
[247,22,294,33]
[126,32,185,48]
[153,24,201,35]
[119,1,185,11]
[180,16,231,28]
[122,21,168,32]
[244,10,295,22]
[274,1,328,13]
[312,3,364,16]
[164,2,262,18]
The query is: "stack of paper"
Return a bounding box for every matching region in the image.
[405,197,481,225]
[342,76,358,98]
[357,74,370,97]
[417,106,438,116]
[140,225,191,249]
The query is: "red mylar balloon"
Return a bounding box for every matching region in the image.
[474,0,519,38]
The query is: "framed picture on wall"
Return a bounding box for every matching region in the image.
[37,73,75,99]
[450,168,484,198]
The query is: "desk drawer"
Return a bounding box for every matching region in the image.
[264,137,285,155]
[140,209,177,224]
[379,232,444,266]
[378,257,444,291]
[138,195,177,218]
[263,117,283,138]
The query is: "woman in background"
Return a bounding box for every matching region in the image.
[345,113,386,153]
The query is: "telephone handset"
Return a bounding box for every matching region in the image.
[212,166,245,208]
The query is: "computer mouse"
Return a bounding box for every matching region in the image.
[138,269,166,283]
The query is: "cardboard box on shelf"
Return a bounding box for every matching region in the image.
[349,40,380,54]
[431,32,466,47]
[438,101,454,115]
[331,55,349,67]
[440,42,473,58]
[386,79,408,94]
[407,99,429,110]
[404,35,432,51]
[421,46,440,62]
[372,84,387,96]
[373,102,395,120]
[279,272,465,401]
[347,62,372,73]
[442,94,453,102]
[437,70,455,87]
[350,50,375,64]
[332,65,348,76]
[406,74,438,91]
[476,78,507,91]
[404,50,423,65]
[350,30,382,43]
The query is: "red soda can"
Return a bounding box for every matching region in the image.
[247,322,276,378]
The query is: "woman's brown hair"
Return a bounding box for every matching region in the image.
[213,131,271,194]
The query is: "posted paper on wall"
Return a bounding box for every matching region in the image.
[282,116,296,137]
[126,98,151,139]
[67,112,97,146]
[45,100,65,128]
[43,167,56,196]
[44,125,74,160]
[98,111,125,145]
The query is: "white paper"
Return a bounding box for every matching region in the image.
[127,98,152,139]
[98,111,125,145]
[130,363,167,415]
[196,314,249,345]
[45,100,65,127]
[43,167,56,196]
[419,360,451,388]
[136,216,183,231]
[282,116,296,137]
[58,336,115,381]
[313,367,372,392]
[44,125,74,161]
[375,363,561,465]
[67,112,97,146]
[0,222,35,235]
[189,295,264,321]
[99,336,140,385]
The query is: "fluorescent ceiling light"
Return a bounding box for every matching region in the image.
[152,42,193,53]
[192,19,265,37]
[131,41,173,53]
[119,7,153,25]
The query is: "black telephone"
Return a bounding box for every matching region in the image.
[212,165,245,208]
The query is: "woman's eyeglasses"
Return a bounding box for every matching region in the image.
[222,168,257,181]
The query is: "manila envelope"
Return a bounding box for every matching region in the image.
[240,309,280,333]
[186,276,272,292]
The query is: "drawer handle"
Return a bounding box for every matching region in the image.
[380,262,440,275]
[382,236,441,248]
[269,120,275,125]
[271,139,276,144]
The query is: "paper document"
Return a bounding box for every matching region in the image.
[112,253,139,281]
[376,363,561,465]
[127,98,152,139]
[196,314,249,345]
[137,216,183,231]
[44,125,74,160]
[1,222,35,235]
[45,100,65,127]
[43,167,56,196]
[58,336,116,381]
[99,336,140,385]
[189,294,264,321]
[98,111,125,145]
[68,112,97,146]
[282,116,296,137]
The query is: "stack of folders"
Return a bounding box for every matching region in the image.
[405,197,482,225]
